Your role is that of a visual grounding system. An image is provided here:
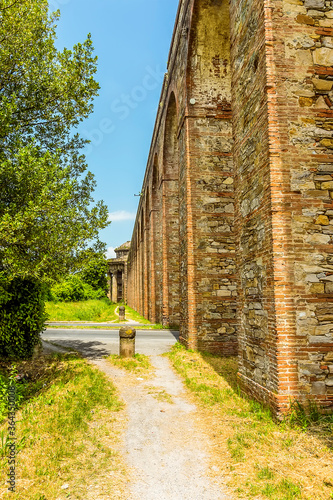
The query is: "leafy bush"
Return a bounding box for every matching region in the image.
[0,278,46,359]
[82,284,106,300]
[49,275,106,302]
[49,275,86,302]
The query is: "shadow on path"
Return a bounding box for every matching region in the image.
[45,339,110,359]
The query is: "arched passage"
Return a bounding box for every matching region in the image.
[162,93,180,327]
[178,0,236,351]
[151,154,162,323]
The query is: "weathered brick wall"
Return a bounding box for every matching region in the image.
[230,0,333,412]
[229,0,276,408]
[268,0,333,409]
[125,0,333,415]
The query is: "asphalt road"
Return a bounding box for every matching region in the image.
[42,328,179,358]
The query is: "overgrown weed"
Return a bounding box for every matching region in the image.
[108,353,153,377]
[45,298,118,322]
[0,353,129,499]
[286,398,333,431]
[167,342,333,499]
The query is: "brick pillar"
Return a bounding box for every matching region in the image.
[134,247,138,312]
[140,231,145,316]
[154,184,162,324]
[162,93,180,327]
[162,179,170,325]
[230,0,333,414]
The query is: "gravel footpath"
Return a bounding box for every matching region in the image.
[93,356,231,500]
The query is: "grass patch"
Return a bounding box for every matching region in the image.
[46,300,178,329]
[0,353,129,499]
[146,386,174,404]
[108,353,153,378]
[167,343,333,500]
[45,300,163,326]
[46,324,177,331]
[122,305,150,324]
[45,299,118,322]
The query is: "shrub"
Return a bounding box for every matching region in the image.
[49,275,107,302]
[82,283,106,300]
[0,278,46,359]
[50,275,86,302]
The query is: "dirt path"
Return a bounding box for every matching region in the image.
[93,355,231,500]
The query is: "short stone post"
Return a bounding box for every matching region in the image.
[119,327,136,358]
[119,305,125,322]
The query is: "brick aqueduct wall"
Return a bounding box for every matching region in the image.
[126,0,333,416]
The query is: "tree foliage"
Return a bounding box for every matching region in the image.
[79,255,108,292]
[0,0,110,358]
[49,275,107,302]
[47,255,108,302]
[0,0,109,285]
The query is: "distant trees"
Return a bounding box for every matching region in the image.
[49,255,109,302]
[0,0,109,358]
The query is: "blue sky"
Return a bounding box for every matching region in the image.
[52,0,179,257]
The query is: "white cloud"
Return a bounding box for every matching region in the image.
[108,210,136,222]
[105,246,116,259]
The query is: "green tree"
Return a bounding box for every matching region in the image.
[79,255,108,292]
[47,252,108,302]
[0,0,109,283]
[0,0,110,357]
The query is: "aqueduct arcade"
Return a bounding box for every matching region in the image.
[126,0,333,416]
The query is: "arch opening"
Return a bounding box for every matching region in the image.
[162,92,180,326]
[151,153,161,323]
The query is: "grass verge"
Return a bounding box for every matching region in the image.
[0,353,129,499]
[45,299,119,322]
[45,300,159,326]
[166,343,333,500]
[45,324,176,331]
[107,354,153,378]
[120,305,150,324]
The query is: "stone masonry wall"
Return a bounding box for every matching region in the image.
[229,0,278,409]
[125,0,333,415]
[270,0,333,409]
[185,0,237,354]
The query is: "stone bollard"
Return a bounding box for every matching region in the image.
[119,305,125,322]
[119,327,136,358]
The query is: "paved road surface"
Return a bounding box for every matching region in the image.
[42,329,179,358]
